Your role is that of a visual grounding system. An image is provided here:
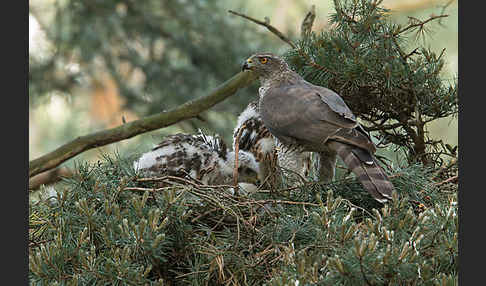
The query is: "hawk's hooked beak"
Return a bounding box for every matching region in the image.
[241,58,253,71]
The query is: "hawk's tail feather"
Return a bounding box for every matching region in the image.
[327,141,394,203]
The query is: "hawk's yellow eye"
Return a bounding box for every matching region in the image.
[259,57,268,64]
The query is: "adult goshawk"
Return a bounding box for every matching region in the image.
[242,53,395,202]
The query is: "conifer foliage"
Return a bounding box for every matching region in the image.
[29,153,457,285]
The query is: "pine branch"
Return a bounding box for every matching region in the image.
[438,0,455,24]
[395,14,449,35]
[359,256,374,286]
[29,71,257,178]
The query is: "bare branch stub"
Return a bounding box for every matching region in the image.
[301,5,316,37]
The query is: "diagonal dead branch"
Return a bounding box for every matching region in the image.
[29,71,257,178]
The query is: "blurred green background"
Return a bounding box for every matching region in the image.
[29,0,457,170]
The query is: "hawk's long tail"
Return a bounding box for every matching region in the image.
[327,141,395,203]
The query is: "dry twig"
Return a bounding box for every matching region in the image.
[228,10,296,49]
[395,14,449,35]
[434,175,458,186]
[232,123,247,196]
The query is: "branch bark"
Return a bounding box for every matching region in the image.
[29,71,257,178]
[29,167,76,191]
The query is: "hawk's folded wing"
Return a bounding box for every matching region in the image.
[260,84,377,153]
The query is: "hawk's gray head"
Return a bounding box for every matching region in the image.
[241,53,289,77]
